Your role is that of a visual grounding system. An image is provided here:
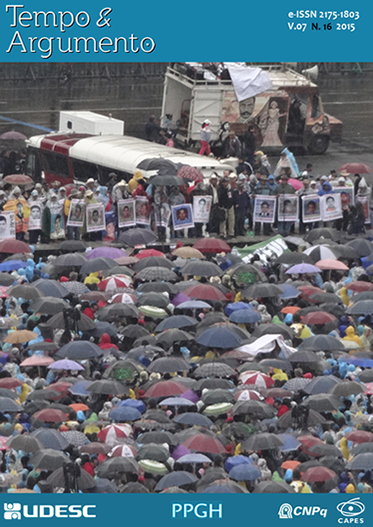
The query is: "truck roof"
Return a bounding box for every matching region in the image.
[167,64,318,90]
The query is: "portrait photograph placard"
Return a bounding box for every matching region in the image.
[0,211,15,240]
[278,194,299,222]
[172,204,194,231]
[253,196,276,224]
[118,199,136,228]
[320,193,343,222]
[193,195,212,224]
[302,195,321,223]
[135,196,151,226]
[86,203,106,233]
[67,200,85,227]
[28,202,43,231]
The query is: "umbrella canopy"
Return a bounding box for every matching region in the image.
[242,283,283,298]
[309,443,342,457]
[183,284,226,302]
[196,326,243,349]
[46,311,96,332]
[304,228,341,244]
[80,257,116,276]
[172,247,205,259]
[3,330,37,344]
[87,380,128,395]
[53,253,87,267]
[31,297,70,315]
[303,375,342,395]
[252,481,295,493]
[47,466,95,491]
[48,359,84,371]
[329,381,366,397]
[118,228,157,247]
[155,471,198,491]
[155,315,197,332]
[193,362,236,379]
[347,282,373,293]
[233,400,275,419]
[338,163,372,174]
[345,430,373,444]
[302,393,341,412]
[86,247,127,260]
[7,434,44,453]
[229,463,261,481]
[173,413,213,428]
[60,430,89,448]
[138,443,170,463]
[241,433,284,451]
[31,449,70,471]
[136,267,178,282]
[56,341,103,360]
[301,311,336,325]
[181,261,223,277]
[8,284,41,300]
[181,434,226,454]
[98,275,132,291]
[31,429,69,450]
[97,457,139,478]
[133,256,173,273]
[33,279,69,299]
[148,357,191,374]
[298,335,344,352]
[315,259,349,271]
[109,406,142,422]
[346,239,373,257]
[347,300,373,316]
[286,263,321,274]
[192,238,231,254]
[229,309,261,324]
[32,409,68,423]
[301,466,337,482]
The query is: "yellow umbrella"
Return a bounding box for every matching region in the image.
[3,330,38,344]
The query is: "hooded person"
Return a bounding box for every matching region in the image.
[98,401,113,421]
[128,170,145,194]
[98,333,118,350]
[339,315,350,338]
[257,458,272,481]
[343,326,363,348]
[318,181,334,196]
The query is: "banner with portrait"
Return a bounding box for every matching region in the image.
[334,186,355,208]
[28,202,43,231]
[172,204,194,231]
[135,196,151,226]
[356,196,370,224]
[253,196,276,224]
[302,195,321,223]
[278,194,299,222]
[86,203,106,233]
[193,195,212,224]
[320,193,343,222]
[3,199,30,235]
[49,202,65,240]
[0,211,16,240]
[118,199,136,228]
[67,200,85,227]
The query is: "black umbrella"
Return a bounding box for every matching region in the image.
[181,261,223,278]
[33,279,69,299]
[193,362,236,379]
[0,397,22,412]
[241,432,283,451]
[298,335,344,352]
[31,449,70,470]
[309,443,342,457]
[357,370,373,383]
[173,413,214,428]
[126,345,163,361]
[155,329,194,347]
[148,174,182,186]
[303,376,342,395]
[137,431,177,446]
[253,481,295,493]
[46,311,96,332]
[7,434,44,453]
[196,313,228,330]
[137,293,170,309]
[148,357,191,373]
[103,265,134,278]
[276,253,313,265]
[304,228,341,244]
[97,303,139,322]
[196,326,243,349]
[155,471,197,491]
[8,284,42,300]
[27,389,61,402]
[93,478,119,493]
[86,321,117,339]
[80,257,116,276]
[118,228,157,247]
[120,325,151,340]
[155,316,197,332]
[277,408,326,428]
[137,281,177,295]
[87,380,129,395]
[137,443,170,463]
[0,273,15,286]
[201,389,235,406]
[319,456,345,475]
[302,393,341,412]
[226,263,267,284]
[253,324,294,339]
[53,253,87,267]
[23,400,51,416]
[0,388,18,400]
[329,381,366,397]
[350,443,373,456]
[119,482,149,493]
[310,292,342,304]
[97,457,139,478]
[31,297,70,315]
[242,283,283,299]
[351,291,373,303]
[28,342,59,353]
[347,300,373,316]
[288,350,320,363]
[346,453,373,471]
[233,400,275,419]
[133,257,174,273]
[137,158,180,172]
[57,240,87,252]
[47,466,95,491]
[136,267,178,282]
[194,378,235,391]
[55,341,103,360]
[346,239,373,257]
[259,358,293,372]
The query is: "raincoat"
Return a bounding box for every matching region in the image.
[343,326,363,348]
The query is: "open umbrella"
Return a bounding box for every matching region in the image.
[109,406,142,421]
[301,311,336,325]
[315,259,349,271]
[193,362,236,379]
[148,357,191,374]
[33,279,69,299]
[46,311,96,332]
[229,464,261,481]
[183,284,226,302]
[8,284,41,300]
[80,257,116,276]
[56,341,103,360]
[118,228,157,247]
[47,359,84,371]
[31,449,70,471]
[47,466,95,491]
[298,335,343,352]
[87,380,128,396]
[242,283,283,298]
[181,434,226,454]
[97,457,139,478]
[31,429,69,450]
[133,256,173,272]
[3,330,37,344]
[347,300,373,316]
[136,267,177,282]
[31,297,69,315]
[7,434,44,453]
[53,253,87,267]
[286,263,321,274]
[196,326,243,349]
[181,261,223,277]
[346,239,373,257]
[301,466,337,482]
[253,481,295,493]
[155,471,197,491]
[329,381,366,397]
[338,163,372,174]
[241,433,283,451]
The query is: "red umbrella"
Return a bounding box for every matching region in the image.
[144,380,188,398]
[0,378,23,389]
[338,163,372,174]
[240,371,274,389]
[347,282,373,293]
[302,311,336,325]
[0,239,31,254]
[45,382,72,395]
[109,444,138,457]
[3,174,33,186]
[20,356,55,367]
[298,435,323,456]
[192,239,232,254]
[32,409,68,423]
[136,249,165,259]
[98,424,132,444]
[301,466,337,482]
[234,389,262,401]
[177,165,204,183]
[109,293,137,304]
[345,430,373,444]
[181,434,226,454]
[80,442,110,455]
[183,284,226,302]
[298,285,323,301]
[98,276,131,292]
[315,259,349,271]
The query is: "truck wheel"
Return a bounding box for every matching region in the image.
[308,135,330,155]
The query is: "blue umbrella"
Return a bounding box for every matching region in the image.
[155,315,197,332]
[177,453,212,464]
[68,380,92,396]
[109,406,142,421]
[341,357,373,368]
[225,455,253,473]
[0,260,27,271]
[229,309,261,324]
[173,413,213,428]
[56,341,103,360]
[177,300,211,310]
[278,433,302,452]
[196,327,243,349]
[229,463,261,481]
[286,263,321,274]
[159,397,195,407]
[278,283,301,300]
[117,399,146,413]
[225,302,253,317]
[154,471,197,491]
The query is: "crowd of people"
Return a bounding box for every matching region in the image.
[0,220,369,494]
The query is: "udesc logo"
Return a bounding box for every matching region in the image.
[337,498,365,524]
[4,503,96,520]
[278,503,327,519]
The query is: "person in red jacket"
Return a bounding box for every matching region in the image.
[99,333,118,350]
[82,456,98,476]
[274,399,290,417]
[83,302,98,321]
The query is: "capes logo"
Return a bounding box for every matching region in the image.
[4,503,96,520]
[337,498,365,524]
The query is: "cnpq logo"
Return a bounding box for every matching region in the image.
[278,503,327,519]
[3,503,96,520]
[337,498,365,523]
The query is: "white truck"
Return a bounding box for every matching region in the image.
[161,63,342,155]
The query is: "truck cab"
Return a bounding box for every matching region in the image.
[161,63,342,155]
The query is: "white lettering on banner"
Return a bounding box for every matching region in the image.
[4,503,97,519]
[172,503,223,519]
